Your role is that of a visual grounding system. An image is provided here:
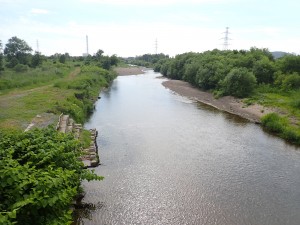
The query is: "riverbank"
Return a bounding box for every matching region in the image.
[162,80,275,123]
[114,66,145,76]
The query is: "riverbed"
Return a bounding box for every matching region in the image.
[81,70,300,225]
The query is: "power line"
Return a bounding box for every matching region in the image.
[221,27,231,50]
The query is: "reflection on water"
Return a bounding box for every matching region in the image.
[81,71,300,225]
[196,102,250,126]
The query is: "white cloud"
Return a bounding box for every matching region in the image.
[30,8,49,14]
[80,0,234,6]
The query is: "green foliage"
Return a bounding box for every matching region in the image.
[31,52,44,68]
[0,127,103,225]
[126,53,169,67]
[276,55,300,74]
[0,63,69,90]
[261,113,286,133]
[7,57,19,68]
[252,57,275,84]
[13,64,29,73]
[4,36,32,67]
[156,48,278,97]
[59,54,66,64]
[221,68,257,98]
[53,65,116,123]
[290,98,300,109]
[261,113,300,144]
[80,129,92,149]
[281,73,300,90]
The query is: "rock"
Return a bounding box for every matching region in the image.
[90,160,99,167]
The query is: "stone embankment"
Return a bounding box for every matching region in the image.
[25,113,100,168]
[56,114,100,168]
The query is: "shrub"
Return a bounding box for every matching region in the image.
[282,73,300,90]
[261,113,286,133]
[221,67,257,98]
[0,127,103,224]
[261,113,300,145]
[290,99,300,109]
[14,64,29,72]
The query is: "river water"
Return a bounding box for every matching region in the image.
[82,70,300,225]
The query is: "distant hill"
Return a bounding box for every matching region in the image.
[271,51,291,59]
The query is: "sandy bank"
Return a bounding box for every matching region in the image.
[114,67,145,76]
[162,80,275,123]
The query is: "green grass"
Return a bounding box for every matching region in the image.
[244,85,300,145]
[246,85,300,122]
[0,62,116,130]
[79,129,92,149]
[0,62,72,92]
[261,113,300,145]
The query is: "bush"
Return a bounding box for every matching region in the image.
[261,113,286,133]
[261,113,300,145]
[221,67,257,98]
[14,64,29,72]
[282,73,300,90]
[290,99,300,109]
[0,127,103,224]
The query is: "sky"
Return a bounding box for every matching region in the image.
[0,0,300,57]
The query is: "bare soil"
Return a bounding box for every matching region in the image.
[114,67,145,76]
[162,80,276,123]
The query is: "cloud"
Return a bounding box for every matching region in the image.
[30,8,49,14]
[80,0,233,6]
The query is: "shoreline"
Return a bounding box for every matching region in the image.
[114,66,145,76]
[162,79,275,123]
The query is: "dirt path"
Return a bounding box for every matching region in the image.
[0,67,80,129]
[162,80,275,123]
[67,67,81,80]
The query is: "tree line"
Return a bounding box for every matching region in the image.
[0,36,119,72]
[125,53,169,67]
[153,48,300,97]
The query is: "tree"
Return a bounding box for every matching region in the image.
[252,57,275,84]
[110,54,119,66]
[276,55,300,74]
[222,67,257,98]
[0,40,4,71]
[59,54,66,63]
[95,49,104,60]
[100,56,111,70]
[31,51,43,68]
[4,36,32,67]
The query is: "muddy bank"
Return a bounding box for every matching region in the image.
[114,67,145,76]
[162,80,275,123]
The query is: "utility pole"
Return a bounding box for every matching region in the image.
[36,40,40,53]
[222,27,230,50]
[86,35,89,55]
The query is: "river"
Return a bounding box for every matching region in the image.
[81,70,300,225]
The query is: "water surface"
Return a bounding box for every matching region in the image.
[82,71,300,225]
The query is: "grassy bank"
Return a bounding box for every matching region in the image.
[245,86,300,145]
[0,60,116,224]
[0,63,116,130]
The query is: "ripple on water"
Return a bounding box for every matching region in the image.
[80,72,300,225]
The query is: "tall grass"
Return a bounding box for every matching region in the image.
[52,65,117,123]
[261,113,300,145]
[0,62,70,91]
[0,63,117,129]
